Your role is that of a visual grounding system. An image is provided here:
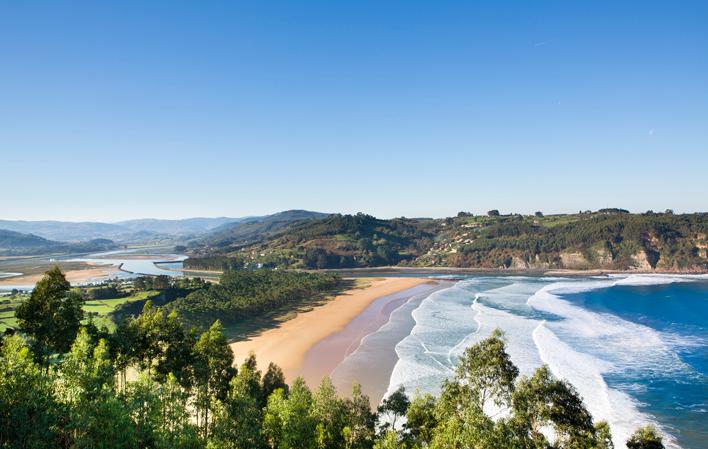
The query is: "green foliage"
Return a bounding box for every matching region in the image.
[405,393,437,446]
[184,256,247,271]
[373,430,406,449]
[197,211,708,271]
[455,328,518,410]
[511,365,596,447]
[0,335,59,449]
[377,385,409,431]
[16,266,84,366]
[165,269,339,329]
[262,362,289,401]
[626,425,665,449]
[202,213,438,269]
[84,284,124,300]
[311,377,348,449]
[345,383,376,449]
[59,328,136,449]
[210,363,265,449]
[193,321,236,438]
[452,212,708,270]
[264,378,317,449]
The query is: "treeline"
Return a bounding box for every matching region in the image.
[2,267,666,449]
[184,256,247,271]
[131,275,208,291]
[164,270,340,329]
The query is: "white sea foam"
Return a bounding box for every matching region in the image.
[526,277,697,448]
[532,322,669,448]
[384,274,704,448]
[386,278,545,397]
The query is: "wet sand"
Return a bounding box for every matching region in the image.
[303,281,450,404]
[229,277,431,383]
[0,263,122,287]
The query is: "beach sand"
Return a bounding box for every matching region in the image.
[0,263,122,287]
[229,277,430,385]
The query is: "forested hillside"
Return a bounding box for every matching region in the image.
[196,210,330,252]
[189,213,438,270]
[190,211,708,272]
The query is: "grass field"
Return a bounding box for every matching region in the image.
[0,296,24,332]
[537,214,583,228]
[0,289,159,333]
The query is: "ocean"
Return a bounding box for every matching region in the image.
[358,274,707,449]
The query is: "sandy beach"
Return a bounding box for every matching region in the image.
[0,263,122,287]
[229,277,431,383]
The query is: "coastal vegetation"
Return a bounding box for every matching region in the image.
[189,210,708,272]
[163,270,340,330]
[0,268,665,448]
[0,273,205,334]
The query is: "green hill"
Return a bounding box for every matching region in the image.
[0,229,117,256]
[187,211,708,272]
[0,229,55,249]
[194,210,330,251]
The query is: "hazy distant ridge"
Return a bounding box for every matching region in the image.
[0,217,243,242]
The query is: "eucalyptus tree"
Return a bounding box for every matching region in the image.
[0,335,59,449]
[343,383,376,449]
[377,385,410,432]
[210,359,266,449]
[312,377,349,449]
[60,328,135,449]
[193,320,236,439]
[405,392,437,447]
[15,266,84,367]
[263,377,317,449]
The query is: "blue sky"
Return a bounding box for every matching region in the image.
[1,1,707,221]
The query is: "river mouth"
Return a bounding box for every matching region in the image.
[0,249,189,292]
[69,251,188,278]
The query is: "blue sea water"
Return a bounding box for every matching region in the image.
[377,274,708,449]
[564,281,708,448]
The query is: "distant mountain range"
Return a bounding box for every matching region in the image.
[0,210,329,254]
[0,216,246,242]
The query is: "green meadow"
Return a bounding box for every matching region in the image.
[0,288,159,333]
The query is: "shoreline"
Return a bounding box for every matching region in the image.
[229,277,432,384]
[175,260,708,277]
[321,266,708,276]
[320,281,452,405]
[0,263,123,288]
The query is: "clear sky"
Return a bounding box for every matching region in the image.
[1,1,707,221]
